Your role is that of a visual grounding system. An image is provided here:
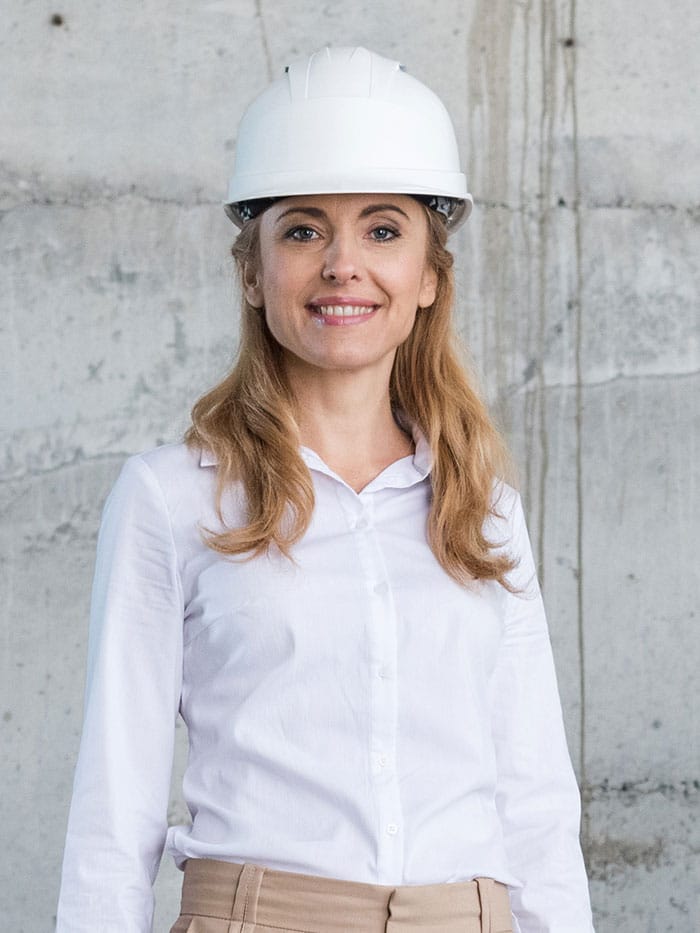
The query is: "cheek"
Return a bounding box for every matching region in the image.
[262,299,290,341]
[260,280,306,347]
[258,277,290,321]
[387,258,433,306]
[258,259,310,309]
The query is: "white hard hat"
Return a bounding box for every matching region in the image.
[225,47,472,232]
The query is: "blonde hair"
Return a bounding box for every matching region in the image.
[185,206,516,588]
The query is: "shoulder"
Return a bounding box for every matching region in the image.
[488,480,523,536]
[108,442,215,517]
[486,481,540,597]
[112,442,198,491]
[133,442,203,483]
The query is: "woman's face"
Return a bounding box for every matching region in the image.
[244,193,438,382]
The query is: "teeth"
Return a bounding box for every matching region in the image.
[315,305,375,316]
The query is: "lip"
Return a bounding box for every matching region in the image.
[308,296,377,308]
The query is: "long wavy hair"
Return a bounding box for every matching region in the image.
[185,205,516,588]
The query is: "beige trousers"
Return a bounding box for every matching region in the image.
[169,858,513,933]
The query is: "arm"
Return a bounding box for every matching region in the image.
[490,492,594,932]
[56,455,184,933]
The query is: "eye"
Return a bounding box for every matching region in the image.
[369,225,400,242]
[286,225,320,241]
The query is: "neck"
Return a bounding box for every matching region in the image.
[285,362,414,490]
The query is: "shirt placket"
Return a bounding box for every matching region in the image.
[351,490,405,883]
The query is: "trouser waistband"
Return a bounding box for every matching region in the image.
[178,858,513,932]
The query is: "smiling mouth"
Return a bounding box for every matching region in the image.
[311,304,377,317]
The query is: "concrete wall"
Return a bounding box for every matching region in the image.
[1,2,697,930]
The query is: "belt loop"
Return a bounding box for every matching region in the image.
[230,863,264,933]
[476,877,493,933]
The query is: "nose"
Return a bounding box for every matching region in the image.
[321,233,361,283]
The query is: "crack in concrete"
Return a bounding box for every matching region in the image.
[254,0,274,81]
[0,451,130,487]
[476,199,700,213]
[0,191,220,217]
[514,2,536,529]
[465,1,518,441]
[506,367,700,395]
[1,190,697,217]
[530,0,560,588]
[585,778,700,800]
[0,165,222,216]
[564,0,588,848]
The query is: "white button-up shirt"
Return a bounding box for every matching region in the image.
[57,436,594,932]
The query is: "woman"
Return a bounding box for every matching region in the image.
[57,47,594,933]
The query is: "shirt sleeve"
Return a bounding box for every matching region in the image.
[490,491,595,932]
[56,455,184,933]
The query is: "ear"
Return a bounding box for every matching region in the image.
[418,263,438,310]
[243,261,264,308]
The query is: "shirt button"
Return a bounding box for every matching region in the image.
[387,823,399,836]
[377,666,391,679]
[354,515,370,530]
[374,581,388,596]
[378,755,388,768]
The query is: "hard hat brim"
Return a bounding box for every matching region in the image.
[224,189,472,232]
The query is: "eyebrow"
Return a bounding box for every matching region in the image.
[275,203,412,223]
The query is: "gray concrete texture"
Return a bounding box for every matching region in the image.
[1,1,698,930]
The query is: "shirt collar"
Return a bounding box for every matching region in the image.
[199,448,218,467]
[199,421,433,486]
[408,422,432,477]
